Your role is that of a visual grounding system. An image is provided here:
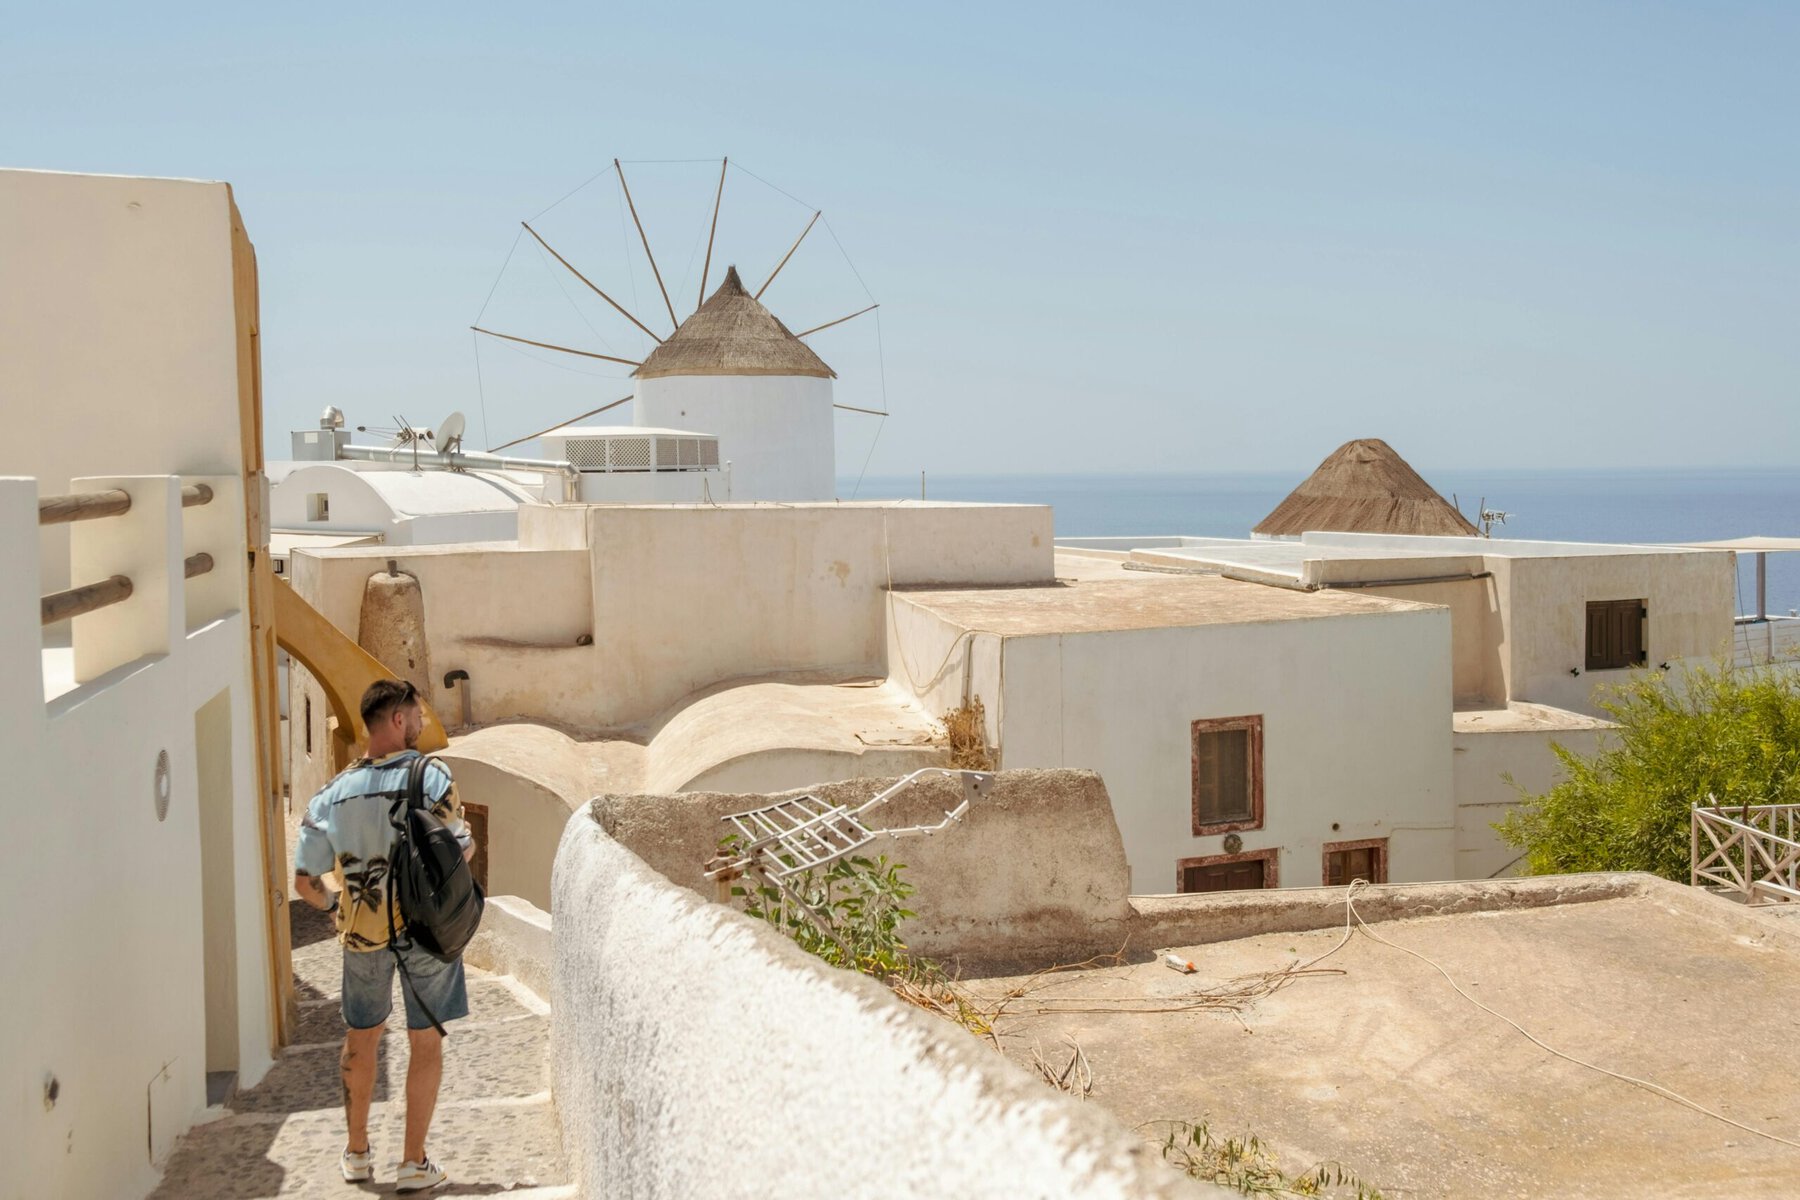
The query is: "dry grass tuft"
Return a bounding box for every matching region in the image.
[941,698,994,771]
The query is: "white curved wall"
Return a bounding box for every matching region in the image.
[633,374,835,501]
[270,464,397,535]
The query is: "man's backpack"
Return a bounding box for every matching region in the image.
[386,755,484,1032]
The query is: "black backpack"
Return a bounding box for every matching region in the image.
[386,755,484,1032]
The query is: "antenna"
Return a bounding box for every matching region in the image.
[436,411,467,457]
[1476,496,1511,538]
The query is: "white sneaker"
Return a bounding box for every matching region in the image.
[340,1147,373,1182]
[395,1158,448,1192]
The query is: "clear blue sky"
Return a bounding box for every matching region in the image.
[6,3,1796,476]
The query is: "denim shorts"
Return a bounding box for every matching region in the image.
[341,943,469,1031]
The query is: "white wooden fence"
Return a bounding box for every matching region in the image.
[1691,801,1800,904]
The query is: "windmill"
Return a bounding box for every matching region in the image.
[469,159,887,502]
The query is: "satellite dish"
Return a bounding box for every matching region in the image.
[436,411,467,454]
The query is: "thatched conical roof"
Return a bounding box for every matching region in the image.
[1254,439,1478,537]
[634,266,835,380]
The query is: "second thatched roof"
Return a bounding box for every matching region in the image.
[634,265,836,380]
[1253,438,1479,537]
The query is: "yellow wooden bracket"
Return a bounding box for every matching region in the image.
[272,576,449,768]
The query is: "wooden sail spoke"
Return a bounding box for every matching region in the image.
[471,326,642,367]
[698,157,727,313]
[520,222,663,344]
[615,159,679,332]
[755,210,820,301]
[796,303,879,339]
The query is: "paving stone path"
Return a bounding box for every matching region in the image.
[152,903,569,1197]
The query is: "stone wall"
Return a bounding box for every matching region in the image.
[594,768,1134,961]
[550,808,1217,1199]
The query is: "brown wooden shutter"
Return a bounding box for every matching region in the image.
[1182,858,1267,892]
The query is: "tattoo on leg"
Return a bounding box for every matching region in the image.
[340,1045,355,1116]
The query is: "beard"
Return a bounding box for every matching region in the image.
[404,725,421,750]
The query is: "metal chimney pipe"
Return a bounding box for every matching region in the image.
[337,442,579,485]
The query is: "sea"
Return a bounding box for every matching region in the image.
[841,467,1800,616]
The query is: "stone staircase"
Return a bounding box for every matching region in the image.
[151,903,569,1197]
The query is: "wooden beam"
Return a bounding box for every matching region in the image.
[521,221,664,344]
[41,574,132,625]
[796,303,879,339]
[228,186,294,1052]
[38,489,131,525]
[272,577,449,756]
[490,395,635,453]
[184,552,214,579]
[698,157,727,313]
[755,210,820,301]
[614,159,680,331]
[470,325,642,367]
[38,483,210,525]
[833,402,889,417]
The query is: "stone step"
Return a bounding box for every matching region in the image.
[152,964,564,1199]
[231,1013,548,1115]
[150,1097,565,1197]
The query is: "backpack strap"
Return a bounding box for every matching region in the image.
[387,754,448,1036]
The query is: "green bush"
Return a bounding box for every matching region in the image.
[1497,663,1800,880]
[724,842,921,980]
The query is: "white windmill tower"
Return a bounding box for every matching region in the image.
[631,264,836,500]
[472,158,880,504]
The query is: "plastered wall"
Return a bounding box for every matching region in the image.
[1453,721,1609,878]
[289,501,1051,754]
[574,502,1053,727]
[0,169,276,1200]
[994,609,1456,894]
[0,170,247,594]
[551,806,1216,1199]
[0,480,274,1200]
[1500,552,1735,715]
[595,769,1135,960]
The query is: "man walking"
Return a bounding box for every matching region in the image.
[294,679,473,1191]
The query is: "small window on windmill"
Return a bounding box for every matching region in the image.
[307,493,329,522]
[610,437,651,471]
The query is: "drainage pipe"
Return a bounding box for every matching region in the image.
[444,669,472,728]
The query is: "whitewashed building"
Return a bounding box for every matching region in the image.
[0,167,285,1200]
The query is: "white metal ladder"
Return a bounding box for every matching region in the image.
[705,769,994,949]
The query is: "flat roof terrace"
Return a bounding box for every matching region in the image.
[893,572,1434,637]
[1056,531,1728,589]
[964,889,1800,1199]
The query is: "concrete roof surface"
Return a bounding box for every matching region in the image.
[897,573,1433,637]
[542,424,717,438]
[347,467,539,515]
[971,893,1800,1199]
[1674,537,1800,553]
[1057,533,1725,585]
[1452,701,1614,733]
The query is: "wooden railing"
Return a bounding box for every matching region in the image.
[1691,801,1800,905]
[36,483,216,625]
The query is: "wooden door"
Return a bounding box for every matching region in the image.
[1181,857,1267,893]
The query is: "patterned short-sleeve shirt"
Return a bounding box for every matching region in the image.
[295,750,470,952]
